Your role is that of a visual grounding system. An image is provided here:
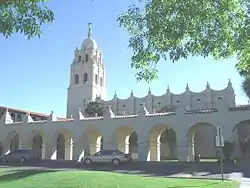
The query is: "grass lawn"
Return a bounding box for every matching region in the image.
[0,168,239,188]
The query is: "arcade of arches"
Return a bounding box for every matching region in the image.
[0,122,250,161]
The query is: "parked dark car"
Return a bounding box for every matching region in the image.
[81,149,132,165]
[1,149,40,164]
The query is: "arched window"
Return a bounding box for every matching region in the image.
[10,113,15,121]
[84,73,88,83]
[74,74,79,84]
[85,54,89,62]
[78,55,82,62]
[17,114,22,122]
[100,77,103,86]
[95,74,98,84]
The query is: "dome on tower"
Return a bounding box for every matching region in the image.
[81,38,97,50]
[81,23,97,50]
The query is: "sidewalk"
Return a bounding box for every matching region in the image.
[239,178,250,188]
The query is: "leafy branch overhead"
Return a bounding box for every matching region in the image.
[0,0,54,39]
[242,75,250,99]
[117,0,250,82]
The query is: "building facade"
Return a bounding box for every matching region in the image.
[0,106,48,122]
[0,24,250,162]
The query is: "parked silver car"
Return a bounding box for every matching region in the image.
[81,150,132,165]
[1,149,40,164]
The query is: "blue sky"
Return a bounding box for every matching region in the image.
[0,0,248,117]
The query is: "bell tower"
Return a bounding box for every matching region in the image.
[66,23,106,118]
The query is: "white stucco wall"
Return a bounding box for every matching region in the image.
[1,105,250,162]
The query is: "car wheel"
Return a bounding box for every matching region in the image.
[20,157,25,164]
[112,158,120,165]
[84,158,92,165]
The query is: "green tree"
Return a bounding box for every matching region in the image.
[242,75,250,99]
[85,101,104,117]
[0,0,54,39]
[118,0,249,82]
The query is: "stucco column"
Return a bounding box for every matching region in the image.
[148,142,160,161]
[176,132,188,161]
[138,141,150,161]
[72,140,84,161]
[0,139,9,157]
[65,137,73,160]
[231,128,242,159]
[41,143,46,159]
[43,135,57,160]
[71,131,86,161]
[188,136,195,161]
[96,142,102,152]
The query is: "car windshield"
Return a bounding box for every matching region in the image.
[14,149,27,153]
[10,149,31,154]
[115,150,123,154]
[94,151,102,156]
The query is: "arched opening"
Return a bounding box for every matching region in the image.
[83,73,88,84]
[100,77,103,87]
[78,128,103,159]
[32,134,43,159]
[78,55,82,62]
[74,74,79,84]
[85,54,89,61]
[160,128,177,161]
[128,131,139,160]
[188,123,217,161]
[149,125,177,161]
[231,120,250,161]
[54,130,73,160]
[17,114,22,122]
[57,133,65,160]
[10,134,19,151]
[95,74,98,84]
[116,127,139,160]
[10,113,15,121]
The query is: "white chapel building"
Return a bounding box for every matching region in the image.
[1,24,250,162]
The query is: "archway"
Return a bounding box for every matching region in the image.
[148,125,177,161]
[32,134,43,159]
[83,128,103,156]
[129,131,139,160]
[160,128,177,160]
[115,127,139,159]
[10,134,19,151]
[55,130,73,160]
[57,133,65,160]
[231,120,250,160]
[188,123,217,161]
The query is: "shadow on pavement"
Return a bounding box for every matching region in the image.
[0,169,55,182]
[1,160,249,179]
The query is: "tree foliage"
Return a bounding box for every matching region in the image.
[117,0,250,82]
[85,101,104,117]
[0,0,54,39]
[242,75,250,99]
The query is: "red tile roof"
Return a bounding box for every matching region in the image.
[0,106,66,119]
